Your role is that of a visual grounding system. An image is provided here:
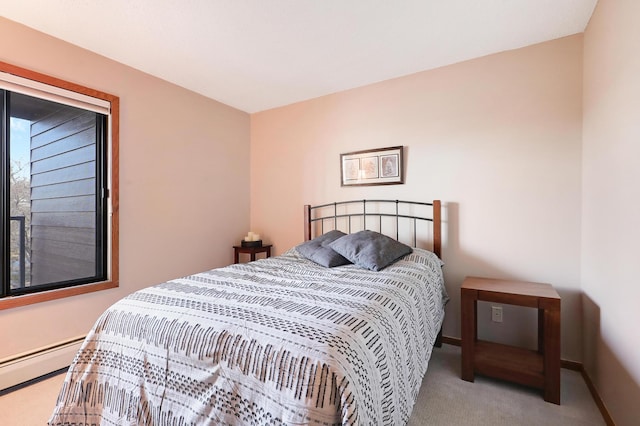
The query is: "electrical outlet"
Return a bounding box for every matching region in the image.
[491,306,503,323]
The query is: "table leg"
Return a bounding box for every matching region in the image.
[461,288,477,382]
[543,305,561,404]
[234,249,239,264]
[538,308,544,353]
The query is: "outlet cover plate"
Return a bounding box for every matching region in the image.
[491,306,503,323]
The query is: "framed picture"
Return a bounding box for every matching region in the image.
[340,146,404,186]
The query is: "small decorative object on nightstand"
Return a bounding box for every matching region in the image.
[234,231,272,263]
[461,276,561,404]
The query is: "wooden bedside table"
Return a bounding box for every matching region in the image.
[461,276,561,404]
[233,245,272,264]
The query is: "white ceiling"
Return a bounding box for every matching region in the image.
[1,0,597,113]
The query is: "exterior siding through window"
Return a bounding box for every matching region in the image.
[28,100,103,286]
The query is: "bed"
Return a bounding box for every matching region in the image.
[49,200,447,425]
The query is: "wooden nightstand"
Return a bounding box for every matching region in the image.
[233,245,272,264]
[461,276,561,404]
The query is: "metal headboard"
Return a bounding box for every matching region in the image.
[304,199,441,258]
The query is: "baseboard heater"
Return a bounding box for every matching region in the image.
[0,335,85,392]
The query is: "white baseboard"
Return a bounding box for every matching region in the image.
[0,336,85,391]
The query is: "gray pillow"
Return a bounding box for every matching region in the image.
[328,230,413,271]
[296,230,351,267]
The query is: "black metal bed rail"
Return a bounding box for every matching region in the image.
[309,199,434,210]
[308,199,436,247]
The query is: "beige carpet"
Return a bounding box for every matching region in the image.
[410,344,605,425]
[0,343,605,425]
[0,370,64,425]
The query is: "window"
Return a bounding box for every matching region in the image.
[0,62,118,309]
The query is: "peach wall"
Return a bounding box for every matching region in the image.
[251,35,584,361]
[0,18,250,359]
[583,0,640,424]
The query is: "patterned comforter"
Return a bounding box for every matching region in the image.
[48,247,447,426]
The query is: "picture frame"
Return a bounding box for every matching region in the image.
[340,146,404,186]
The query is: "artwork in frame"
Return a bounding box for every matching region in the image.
[340,146,404,186]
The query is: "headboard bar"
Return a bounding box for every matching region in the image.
[433,200,441,258]
[310,212,435,223]
[311,199,435,209]
[304,199,442,258]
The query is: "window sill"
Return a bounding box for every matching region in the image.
[0,280,118,311]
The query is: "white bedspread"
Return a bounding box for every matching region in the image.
[48,248,447,425]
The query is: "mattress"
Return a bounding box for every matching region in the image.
[48,247,447,425]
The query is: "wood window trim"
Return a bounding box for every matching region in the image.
[0,61,119,311]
